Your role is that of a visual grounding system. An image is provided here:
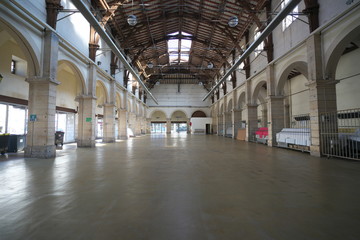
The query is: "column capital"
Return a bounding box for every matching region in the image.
[246,103,258,108]
[266,95,284,101]
[305,80,339,88]
[75,94,97,101]
[103,103,116,108]
[26,76,60,85]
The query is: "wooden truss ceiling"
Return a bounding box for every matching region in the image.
[92,0,268,89]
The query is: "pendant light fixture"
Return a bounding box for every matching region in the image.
[228,16,238,27]
[127,0,137,26]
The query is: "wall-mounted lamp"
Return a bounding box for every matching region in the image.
[0,74,3,83]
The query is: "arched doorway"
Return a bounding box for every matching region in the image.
[150,110,167,133]
[56,60,85,143]
[171,110,188,134]
[322,25,360,159]
[275,61,310,151]
[95,81,108,140]
[0,19,38,153]
[249,81,267,142]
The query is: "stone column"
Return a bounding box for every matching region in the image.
[261,109,268,127]
[245,104,258,142]
[166,118,171,134]
[118,109,128,139]
[135,115,141,136]
[232,109,241,139]
[25,30,59,158]
[224,112,232,137]
[146,118,151,134]
[306,34,338,156]
[267,96,285,147]
[25,77,59,158]
[187,118,191,134]
[76,95,96,147]
[217,114,223,136]
[103,103,116,143]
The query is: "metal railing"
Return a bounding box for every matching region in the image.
[320,109,360,160]
[276,114,311,152]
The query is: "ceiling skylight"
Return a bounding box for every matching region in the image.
[167,31,192,64]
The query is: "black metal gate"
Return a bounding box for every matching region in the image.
[320,109,360,160]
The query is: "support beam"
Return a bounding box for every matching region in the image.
[202,0,302,101]
[71,0,159,105]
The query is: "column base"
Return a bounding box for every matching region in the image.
[24,145,56,158]
[310,145,321,157]
[77,139,96,148]
[103,138,115,143]
[118,135,128,140]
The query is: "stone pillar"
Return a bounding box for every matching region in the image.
[307,81,338,156]
[261,109,268,127]
[135,115,141,136]
[25,78,59,158]
[245,104,258,142]
[224,112,232,137]
[306,34,338,156]
[166,118,171,134]
[25,30,59,158]
[187,118,191,134]
[146,118,151,134]
[267,96,285,147]
[103,103,116,142]
[232,109,241,139]
[117,109,128,139]
[217,114,223,136]
[76,95,96,147]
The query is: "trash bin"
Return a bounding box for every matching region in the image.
[55,131,65,147]
[8,135,26,152]
[0,134,10,155]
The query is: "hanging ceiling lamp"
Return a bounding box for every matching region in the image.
[147,62,154,68]
[127,14,137,26]
[228,16,238,27]
[127,0,137,26]
[207,62,214,69]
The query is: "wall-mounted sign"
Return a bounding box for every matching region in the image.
[30,114,37,122]
[86,117,92,122]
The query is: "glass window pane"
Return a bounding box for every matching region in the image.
[8,105,26,134]
[0,104,7,133]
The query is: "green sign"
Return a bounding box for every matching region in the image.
[86,117,92,122]
[30,114,37,122]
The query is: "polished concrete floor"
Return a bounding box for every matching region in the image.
[1,134,360,240]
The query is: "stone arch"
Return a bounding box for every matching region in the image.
[170,110,188,119]
[115,92,122,109]
[171,110,188,122]
[252,80,267,105]
[57,60,86,95]
[237,92,246,109]
[227,99,233,112]
[219,103,224,113]
[191,110,207,117]
[96,81,109,106]
[127,99,132,112]
[150,110,167,121]
[276,61,308,95]
[325,24,360,80]
[0,17,40,76]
